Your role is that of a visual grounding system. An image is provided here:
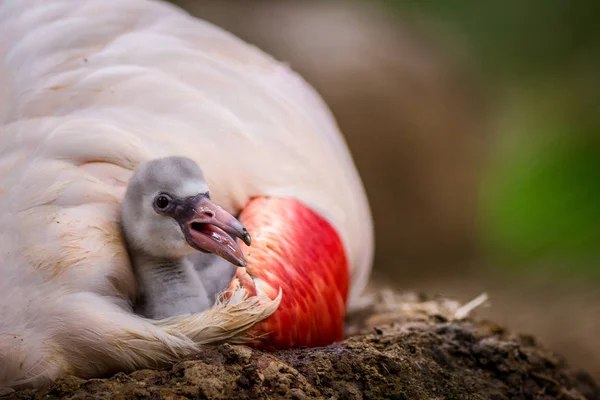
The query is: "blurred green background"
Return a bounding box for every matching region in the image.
[172,0,600,380]
[382,0,600,272]
[385,0,600,272]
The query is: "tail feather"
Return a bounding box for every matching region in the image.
[161,288,282,345]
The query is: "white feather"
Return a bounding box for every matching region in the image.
[0,0,374,390]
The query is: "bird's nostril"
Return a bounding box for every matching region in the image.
[202,210,215,218]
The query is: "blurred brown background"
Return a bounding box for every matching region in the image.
[171,0,600,380]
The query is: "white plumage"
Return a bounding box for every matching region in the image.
[0,0,374,391]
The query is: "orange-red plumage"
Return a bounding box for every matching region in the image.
[233,196,350,350]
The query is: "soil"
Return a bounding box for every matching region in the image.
[7,292,599,400]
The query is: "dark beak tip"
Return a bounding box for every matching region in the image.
[241,230,252,246]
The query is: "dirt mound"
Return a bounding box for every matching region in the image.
[9,293,598,400]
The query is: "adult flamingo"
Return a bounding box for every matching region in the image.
[0,0,374,391]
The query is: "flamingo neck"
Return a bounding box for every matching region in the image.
[131,254,211,319]
[235,195,350,349]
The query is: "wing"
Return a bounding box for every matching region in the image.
[0,0,374,304]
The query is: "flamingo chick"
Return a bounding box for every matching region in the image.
[121,156,251,319]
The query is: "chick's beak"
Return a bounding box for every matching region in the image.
[180,194,251,266]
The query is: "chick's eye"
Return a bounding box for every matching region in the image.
[154,195,171,210]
